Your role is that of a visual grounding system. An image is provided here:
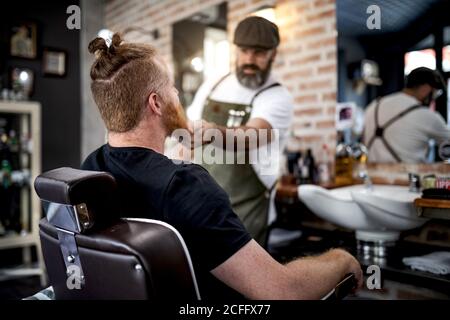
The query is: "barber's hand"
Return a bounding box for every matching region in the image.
[188,119,217,150]
[331,248,364,291]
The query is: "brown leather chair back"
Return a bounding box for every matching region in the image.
[35,167,200,300]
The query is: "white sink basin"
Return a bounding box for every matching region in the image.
[298,184,429,242]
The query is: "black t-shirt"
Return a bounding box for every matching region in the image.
[81,144,252,300]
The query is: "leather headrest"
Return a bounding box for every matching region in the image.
[34,167,117,206]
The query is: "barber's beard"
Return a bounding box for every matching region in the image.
[162,100,188,136]
[236,59,273,90]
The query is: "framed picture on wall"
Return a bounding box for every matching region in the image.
[10,22,37,59]
[42,48,67,77]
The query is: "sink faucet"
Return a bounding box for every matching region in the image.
[359,171,373,190]
[408,173,421,192]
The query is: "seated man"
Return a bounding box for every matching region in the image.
[82,33,363,300]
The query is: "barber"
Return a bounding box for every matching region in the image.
[363,67,450,163]
[187,16,293,245]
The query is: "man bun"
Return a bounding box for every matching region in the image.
[88,33,123,57]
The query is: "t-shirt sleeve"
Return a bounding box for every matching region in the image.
[162,164,252,271]
[428,112,450,144]
[250,86,294,131]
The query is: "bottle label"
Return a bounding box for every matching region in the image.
[335,157,353,185]
[436,177,450,190]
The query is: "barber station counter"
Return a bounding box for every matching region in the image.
[268,223,450,299]
[272,181,450,300]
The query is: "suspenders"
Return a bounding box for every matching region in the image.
[367,97,423,162]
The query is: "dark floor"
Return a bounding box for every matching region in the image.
[0,276,44,300]
[0,246,45,300]
[1,226,449,300]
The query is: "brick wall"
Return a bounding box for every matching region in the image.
[105,0,337,160]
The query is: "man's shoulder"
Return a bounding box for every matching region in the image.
[253,81,293,109]
[383,92,419,107]
[260,81,292,99]
[81,145,107,171]
[167,162,229,201]
[82,145,183,181]
[169,162,219,188]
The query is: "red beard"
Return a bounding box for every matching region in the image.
[162,100,188,136]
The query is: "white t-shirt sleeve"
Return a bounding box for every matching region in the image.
[250,86,294,131]
[427,112,450,144]
[249,85,294,189]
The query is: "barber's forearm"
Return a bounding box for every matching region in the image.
[283,249,351,299]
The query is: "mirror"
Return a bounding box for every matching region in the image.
[337,0,450,164]
[172,2,228,108]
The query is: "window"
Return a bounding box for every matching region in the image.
[404,48,436,75]
[405,49,436,75]
[443,45,450,72]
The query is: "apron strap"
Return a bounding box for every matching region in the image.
[206,72,231,100]
[367,97,423,162]
[249,82,281,107]
[366,97,382,151]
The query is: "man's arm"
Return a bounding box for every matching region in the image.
[428,112,450,144]
[190,118,274,152]
[211,240,363,300]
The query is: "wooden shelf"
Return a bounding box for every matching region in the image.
[0,101,46,286]
[414,198,450,220]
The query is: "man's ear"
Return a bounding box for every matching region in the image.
[148,92,163,117]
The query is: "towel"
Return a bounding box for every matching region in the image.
[23,287,55,300]
[403,251,450,275]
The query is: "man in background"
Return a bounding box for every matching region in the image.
[187,16,294,245]
[363,67,450,163]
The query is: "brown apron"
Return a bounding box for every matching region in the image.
[200,74,280,245]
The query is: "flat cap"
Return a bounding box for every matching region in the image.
[233,16,280,49]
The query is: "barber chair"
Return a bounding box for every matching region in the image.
[32,167,356,301]
[34,167,200,300]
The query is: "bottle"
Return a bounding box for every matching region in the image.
[0,130,11,167]
[8,130,20,170]
[351,142,368,180]
[303,149,315,184]
[335,136,353,186]
[1,159,12,188]
[286,150,299,176]
[318,144,331,184]
[294,152,303,184]
[299,156,309,184]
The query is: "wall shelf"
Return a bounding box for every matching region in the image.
[0,100,46,286]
